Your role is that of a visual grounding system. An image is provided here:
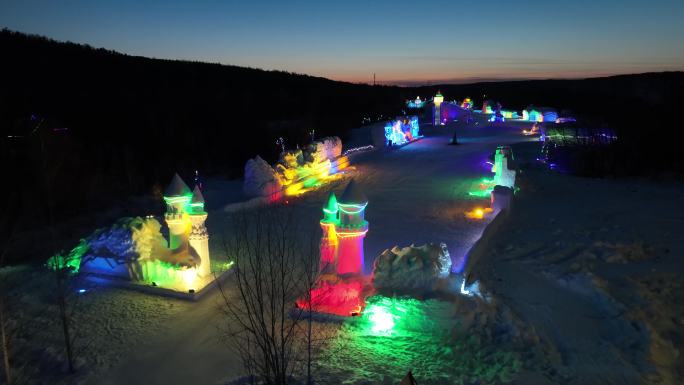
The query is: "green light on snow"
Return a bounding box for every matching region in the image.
[468,189,493,197]
[361,296,412,336]
[368,306,395,334]
[468,178,494,197]
[318,296,522,384]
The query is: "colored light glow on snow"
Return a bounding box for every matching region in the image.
[369,306,395,334]
[465,207,493,219]
[296,279,365,317]
[318,295,522,383]
[468,178,495,198]
[468,189,492,197]
[215,261,235,272]
[359,296,414,336]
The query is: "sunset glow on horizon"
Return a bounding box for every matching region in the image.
[1,0,683,85]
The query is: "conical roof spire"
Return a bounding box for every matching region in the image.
[339,179,367,205]
[322,191,338,222]
[191,185,205,204]
[164,173,192,197]
[324,191,337,210]
[189,185,206,214]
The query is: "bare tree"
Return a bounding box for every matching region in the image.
[35,119,79,375]
[217,205,330,385]
[0,204,18,385]
[47,249,78,374]
[297,224,338,385]
[1,239,13,385]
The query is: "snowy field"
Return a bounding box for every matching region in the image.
[2,116,682,385]
[468,141,684,385]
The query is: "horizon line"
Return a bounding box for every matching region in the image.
[3,27,682,89]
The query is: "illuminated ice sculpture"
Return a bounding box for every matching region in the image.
[523,106,557,122]
[244,137,346,199]
[319,191,339,272]
[384,116,420,147]
[335,179,369,275]
[317,180,370,275]
[75,173,213,291]
[188,186,211,277]
[161,174,211,277]
[433,91,444,126]
[295,179,370,316]
[163,173,193,250]
[482,100,494,115]
[492,146,516,189]
[407,96,425,109]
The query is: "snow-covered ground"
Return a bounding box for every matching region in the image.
[3,116,682,385]
[468,141,684,385]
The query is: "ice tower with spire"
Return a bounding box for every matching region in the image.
[163,173,211,277]
[433,91,444,126]
[334,179,368,275]
[163,173,193,250]
[319,191,339,272]
[188,185,211,277]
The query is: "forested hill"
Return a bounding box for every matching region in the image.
[0,29,409,234]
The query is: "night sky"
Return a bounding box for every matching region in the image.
[1,0,683,85]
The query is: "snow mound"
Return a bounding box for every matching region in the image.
[372,243,451,295]
[243,155,283,198]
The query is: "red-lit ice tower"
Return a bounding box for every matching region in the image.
[297,179,370,316]
[334,180,368,275]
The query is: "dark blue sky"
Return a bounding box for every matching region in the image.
[2,0,683,84]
